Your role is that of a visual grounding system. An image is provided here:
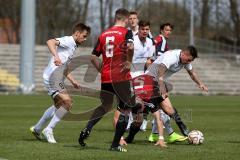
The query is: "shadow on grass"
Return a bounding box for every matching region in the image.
[227,140,240,144]
[63,144,106,151]
[21,138,47,143]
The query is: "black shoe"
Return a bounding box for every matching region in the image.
[78,128,90,146]
[179,125,189,136]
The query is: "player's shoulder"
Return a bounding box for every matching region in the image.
[101,26,128,38]
[163,49,181,60]
[146,36,154,45]
[154,35,162,43]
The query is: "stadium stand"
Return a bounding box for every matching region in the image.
[0,44,239,95]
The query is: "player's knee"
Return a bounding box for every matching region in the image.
[62,98,72,110]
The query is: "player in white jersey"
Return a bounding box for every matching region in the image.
[144,46,208,137]
[128,11,139,36]
[128,12,153,131]
[30,23,91,143]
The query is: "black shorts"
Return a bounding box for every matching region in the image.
[101,81,135,110]
[143,101,160,114]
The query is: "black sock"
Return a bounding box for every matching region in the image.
[111,114,129,148]
[125,123,140,143]
[170,107,189,136]
[85,105,108,132]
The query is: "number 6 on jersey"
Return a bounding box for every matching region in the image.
[106,36,115,57]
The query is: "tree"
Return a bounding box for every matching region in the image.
[36,0,90,44]
[200,0,210,38]
[0,0,21,43]
[229,0,240,45]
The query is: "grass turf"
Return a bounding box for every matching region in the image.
[0,95,240,160]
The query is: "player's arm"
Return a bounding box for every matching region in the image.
[91,38,102,73]
[187,69,208,92]
[145,58,152,69]
[63,65,80,89]
[158,64,168,99]
[66,73,80,89]
[145,40,155,69]
[90,55,102,73]
[153,110,167,148]
[122,30,134,72]
[46,39,62,66]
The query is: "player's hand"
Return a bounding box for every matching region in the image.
[155,139,167,148]
[120,137,127,146]
[199,83,208,92]
[121,61,131,73]
[54,56,62,66]
[71,80,80,89]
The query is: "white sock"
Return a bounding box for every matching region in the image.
[164,119,174,135]
[34,105,56,131]
[160,110,174,135]
[126,112,133,130]
[140,119,148,130]
[45,107,68,131]
[151,119,158,134]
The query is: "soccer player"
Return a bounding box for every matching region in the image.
[144,46,208,137]
[30,23,91,143]
[127,11,152,131]
[78,8,136,152]
[128,11,139,36]
[113,20,155,146]
[155,23,173,57]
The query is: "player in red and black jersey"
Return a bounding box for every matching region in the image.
[78,8,136,152]
[154,23,173,57]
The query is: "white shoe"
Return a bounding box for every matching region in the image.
[42,128,57,143]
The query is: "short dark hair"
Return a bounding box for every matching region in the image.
[72,22,91,34]
[115,8,130,21]
[129,11,138,16]
[160,22,174,31]
[186,45,198,59]
[138,20,150,28]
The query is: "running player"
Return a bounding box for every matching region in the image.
[78,8,136,152]
[30,23,91,143]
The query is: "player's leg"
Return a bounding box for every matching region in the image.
[79,84,114,146]
[140,106,149,131]
[160,97,189,136]
[150,110,187,143]
[140,118,148,131]
[30,105,56,140]
[110,81,135,152]
[126,111,133,131]
[113,109,127,146]
[124,104,143,143]
[161,110,187,143]
[42,91,72,143]
[30,80,59,140]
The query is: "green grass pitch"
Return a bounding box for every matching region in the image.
[0,95,240,160]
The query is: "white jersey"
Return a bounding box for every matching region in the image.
[131,35,155,78]
[43,36,77,81]
[146,49,192,80]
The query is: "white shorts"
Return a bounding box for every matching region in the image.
[43,78,65,98]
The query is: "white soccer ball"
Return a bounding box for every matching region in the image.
[188,130,204,145]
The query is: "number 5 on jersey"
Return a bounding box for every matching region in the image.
[106,36,115,57]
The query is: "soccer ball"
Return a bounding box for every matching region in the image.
[188,130,204,145]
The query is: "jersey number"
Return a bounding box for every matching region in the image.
[105,36,115,57]
[134,77,145,89]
